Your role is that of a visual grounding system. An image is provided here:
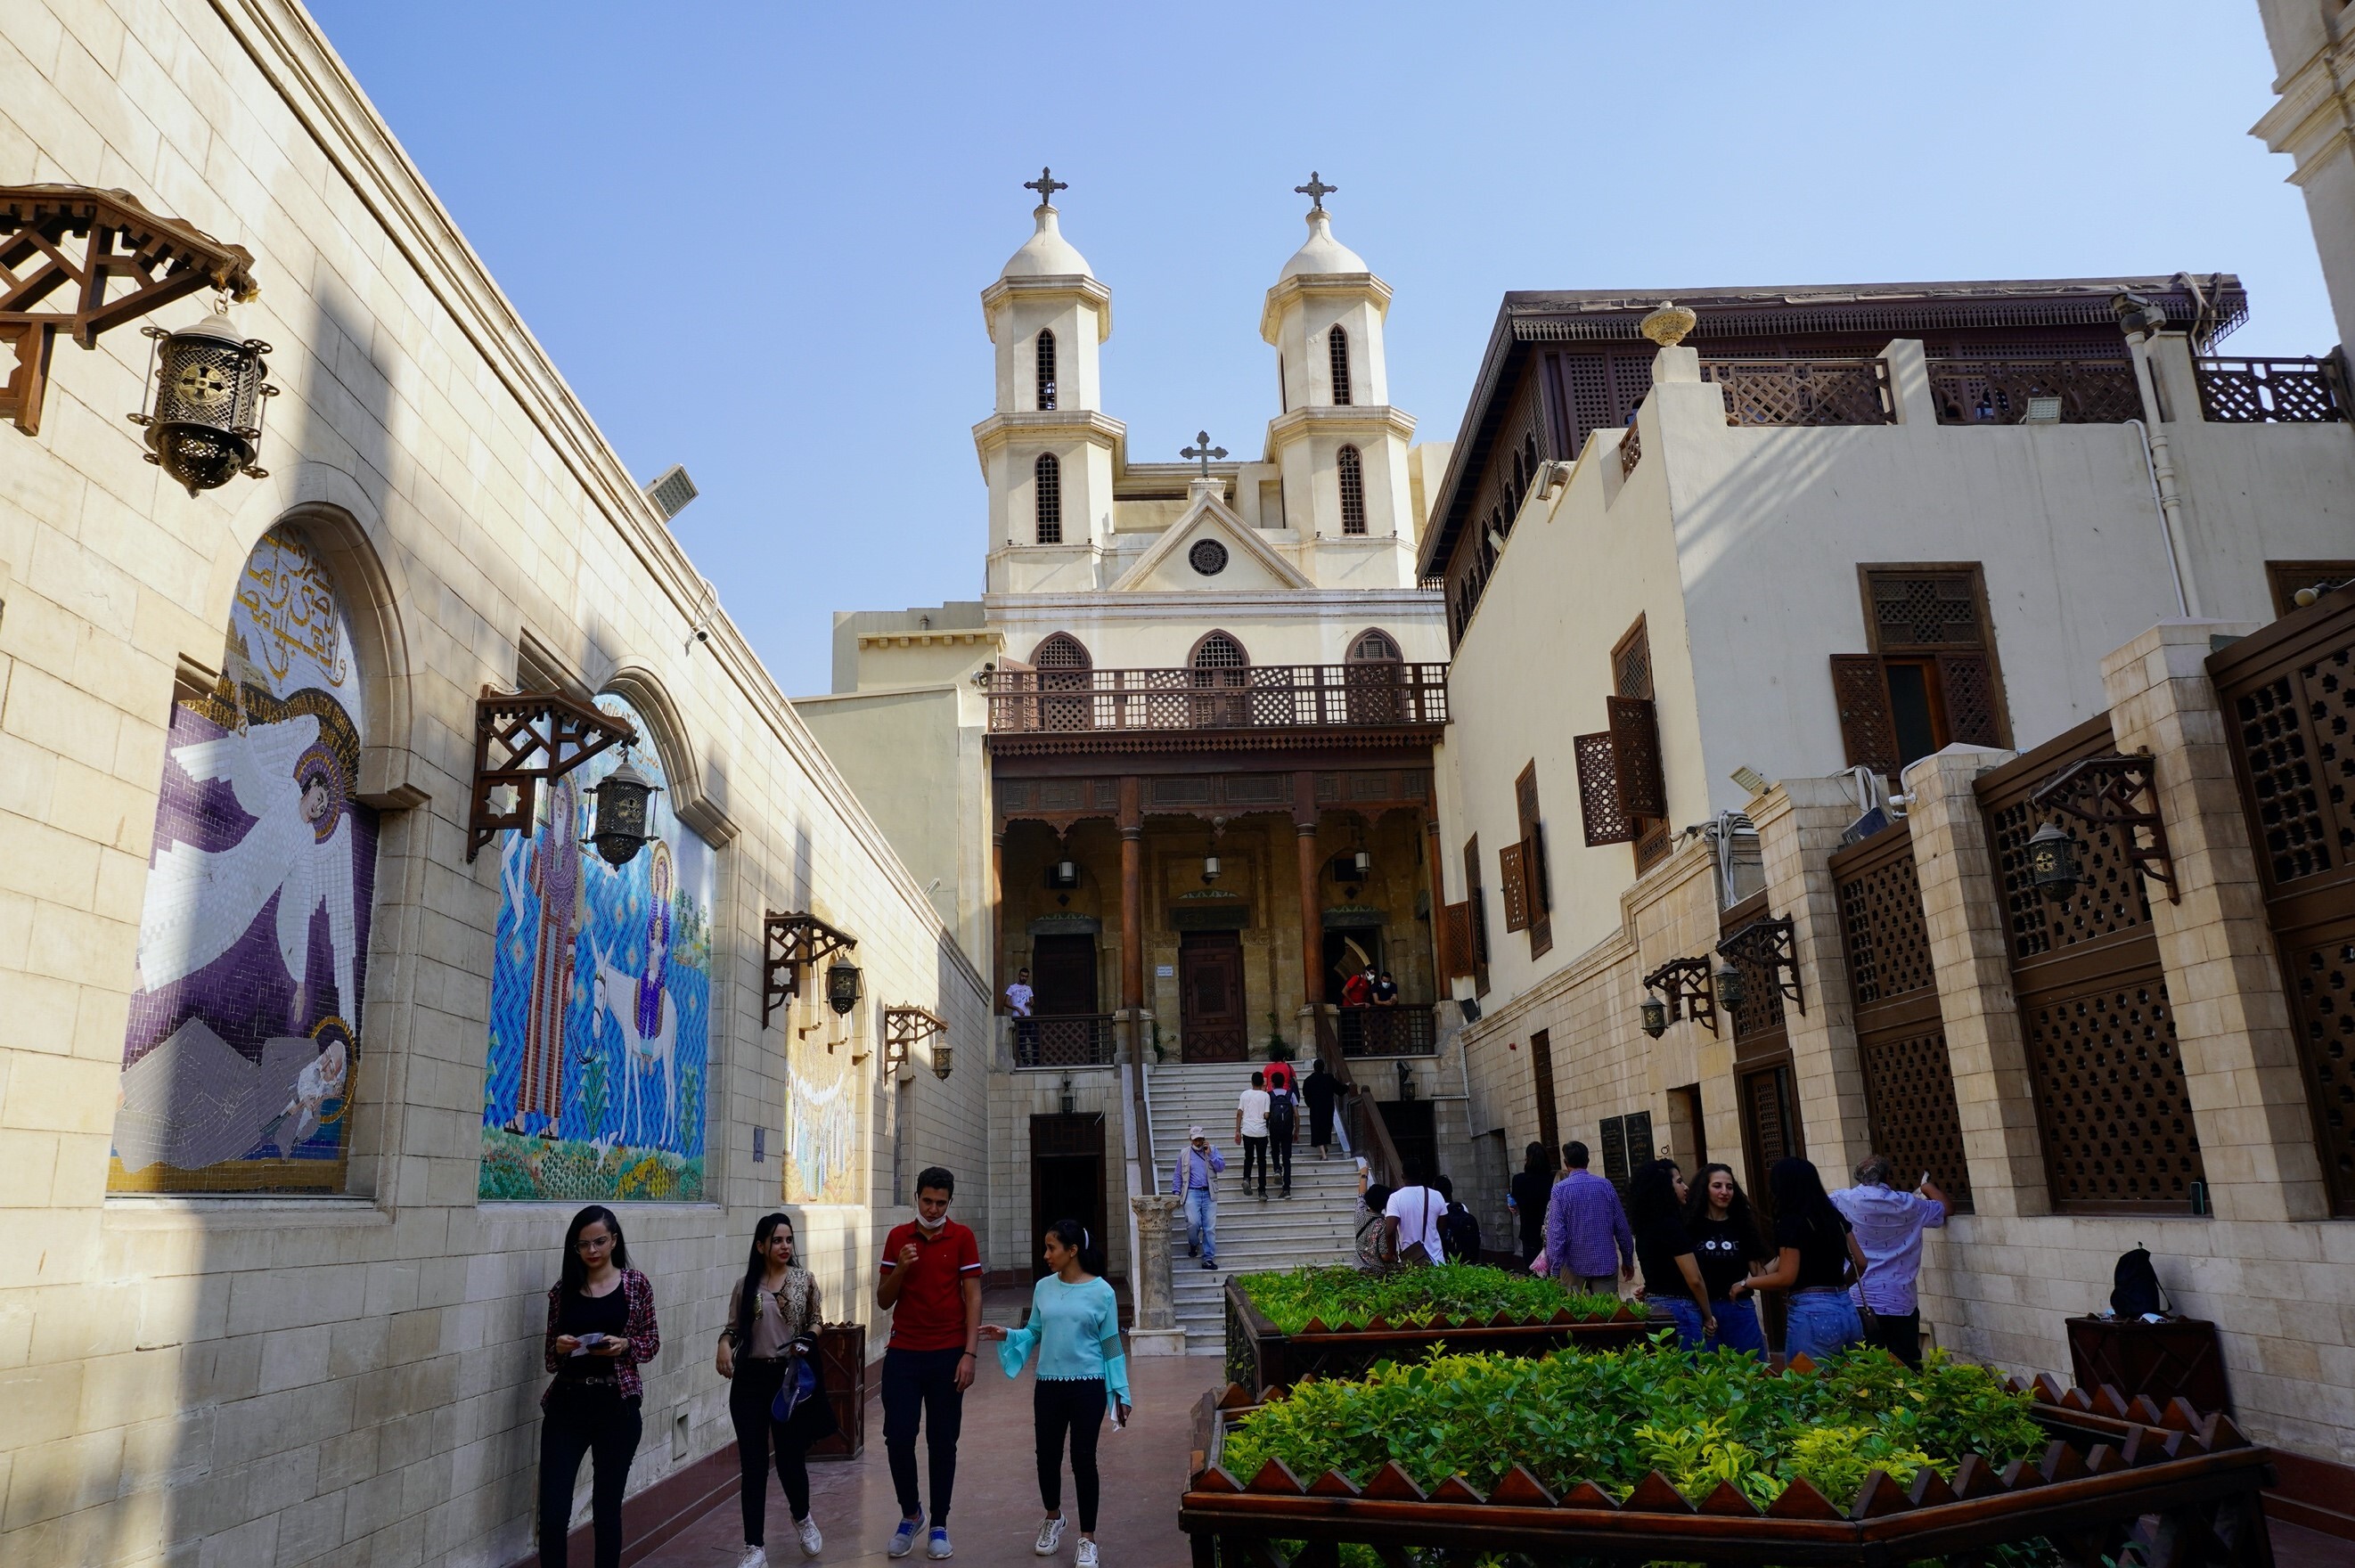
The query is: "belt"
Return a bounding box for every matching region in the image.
[1791,1287,1850,1297]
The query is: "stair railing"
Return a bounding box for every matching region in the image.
[1313,1008,1405,1193]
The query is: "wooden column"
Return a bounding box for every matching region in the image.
[1295,771,1324,1005]
[1119,777,1144,1012]
[1423,811,1450,984]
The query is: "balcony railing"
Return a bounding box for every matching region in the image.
[1927,357,2142,425]
[2194,356,2345,423]
[1013,1013,1116,1067]
[985,663,1449,734]
[1337,1003,1438,1057]
[1701,357,1894,427]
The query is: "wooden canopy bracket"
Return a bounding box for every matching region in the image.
[1717,914,1803,1013]
[1642,955,1718,1036]
[467,688,635,862]
[3,185,260,436]
[764,911,857,1026]
[882,1005,947,1067]
[2031,752,2179,903]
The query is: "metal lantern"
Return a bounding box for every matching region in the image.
[1051,858,1079,888]
[931,1039,953,1080]
[1202,853,1221,885]
[583,751,661,866]
[1713,960,1746,1012]
[1396,1059,1416,1100]
[1640,992,1668,1040]
[2027,822,2081,903]
[1350,848,1372,880]
[128,306,276,495]
[826,957,863,1017]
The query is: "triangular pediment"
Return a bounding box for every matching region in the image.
[1112,489,1312,592]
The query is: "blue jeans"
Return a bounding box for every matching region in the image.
[1183,1188,1216,1261]
[1784,1291,1863,1361]
[1658,1297,1765,1356]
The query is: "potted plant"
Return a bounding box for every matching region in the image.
[1265,1011,1293,1062]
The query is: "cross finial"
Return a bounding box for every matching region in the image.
[1295,171,1337,213]
[1180,430,1228,477]
[1023,167,1068,208]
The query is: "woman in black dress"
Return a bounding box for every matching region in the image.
[1506,1141,1557,1267]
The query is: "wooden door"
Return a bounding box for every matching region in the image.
[1028,1114,1108,1281]
[1180,930,1247,1061]
[1528,1028,1559,1159]
[1030,933,1098,1016]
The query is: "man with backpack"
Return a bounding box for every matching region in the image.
[1434,1172,1482,1262]
[1265,1068,1298,1197]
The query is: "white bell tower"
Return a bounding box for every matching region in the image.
[977,170,1124,591]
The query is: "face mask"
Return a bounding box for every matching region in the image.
[914,1209,948,1233]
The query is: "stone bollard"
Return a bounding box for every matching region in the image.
[1128,1192,1187,1356]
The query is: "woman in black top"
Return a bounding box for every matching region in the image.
[716,1213,838,1564]
[1623,1160,1715,1345]
[1506,1142,1556,1267]
[540,1205,659,1568]
[1745,1157,1871,1361]
[1680,1163,1770,1356]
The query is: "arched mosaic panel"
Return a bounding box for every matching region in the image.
[110,523,380,1192]
[478,695,714,1201]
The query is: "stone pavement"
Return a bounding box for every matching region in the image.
[638,1352,1223,1568]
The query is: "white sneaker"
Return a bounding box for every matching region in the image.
[1033,1516,1065,1556]
[796,1515,823,1558]
[1076,1539,1100,1568]
[738,1548,768,1568]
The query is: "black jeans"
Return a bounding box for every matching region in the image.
[1863,1307,1923,1368]
[1241,1135,1269,1193]
[730,1360,814,1542]
[539,1383,642,1568]
[1034,1377,1107,1531]
[1270,1124,1295,1188]
[882,1345,965,1525]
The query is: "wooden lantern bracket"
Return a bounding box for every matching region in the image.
[3,185,260,436]
[2030,752,2179,903]
[882,1005,947,1067]
[1716,913,1803,1013]
[764,911,857,1026]
[466,688,635,862]
[1640,955,1717,1036]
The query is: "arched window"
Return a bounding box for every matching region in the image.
[1328,323,1353,406]
[1190,631,1248,679]
[1034,632,1090,671]
[1035,329,1057,411]
[1349,628,1402,662]
[1034,452,1062,544]
[1344,627,1405,722]
[1337,444,1367,535]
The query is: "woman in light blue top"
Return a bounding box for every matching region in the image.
[978,1218,1130,1568]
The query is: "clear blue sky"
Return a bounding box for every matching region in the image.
[306,1,2329,697]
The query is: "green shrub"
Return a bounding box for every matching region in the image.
[1236,1263,1624,1335]
[1220,1338,2043,1508]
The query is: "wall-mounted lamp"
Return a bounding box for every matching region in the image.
[1713,959,1746,1013]
[932,1040,954,1080]
[1059,1074,1075,1115]
[1640,992,1668,1040]
[2026,821,2080,903]
[130,305,278,495]
[582,748,661,867]
[1050,858,1079,888]
[826,957,863,1017]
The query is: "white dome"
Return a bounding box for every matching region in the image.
[1001,205,1093,280]
[1279,210,1367,280]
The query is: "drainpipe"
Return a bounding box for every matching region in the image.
[2114,292,2196,617]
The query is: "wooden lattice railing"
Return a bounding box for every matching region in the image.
[1701,356,1894,427]
[984,663,1448,734]
[1927,357,2143,424]
[1012,1013,1116,1068]
[2194,355,2345,423]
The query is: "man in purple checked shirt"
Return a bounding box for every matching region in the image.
[1544,1140,1634,1295]
[1832,1154,1949,1368]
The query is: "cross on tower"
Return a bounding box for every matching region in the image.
[1295,171,1337,212]
[1023,167,1068,208]
[1181,431,1228,476]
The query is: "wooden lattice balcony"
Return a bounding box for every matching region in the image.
[984,663,1449,735]
[2194,355,2345,422]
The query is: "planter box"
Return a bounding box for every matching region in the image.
[1181,1372,2275,1568]
[1222,1275,1659,1395]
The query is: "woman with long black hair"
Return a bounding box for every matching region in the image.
[1745,1156,1872,1361]
[539,1205,660,1568]
[715,1212,838,1566]
[1623,1159,1717,1347]
[978,1220,1129,1568]
[1680,1163,1770,1355]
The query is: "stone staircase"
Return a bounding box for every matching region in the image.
[1144,1061,1366,1354]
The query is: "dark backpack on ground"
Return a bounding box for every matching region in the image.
[2110,1246,2164,1317]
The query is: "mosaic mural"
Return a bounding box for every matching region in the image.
[786,1041,859,1205]
[478,697,713,1201]
[111,524,380,1193]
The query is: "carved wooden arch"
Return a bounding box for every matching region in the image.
[602,664,739,846]
[1032,631,1092,670]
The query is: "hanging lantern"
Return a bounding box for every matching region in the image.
[1640,992,1668,1040]
[826,957,863,1017]
[1202,853,1221,884]
[1351,848,1372,879]
[582,750,662,866]
[932,1039,954,1080]
[2027,822,2081,903]
[128,306,277,496]
[1713,960,1746,1012]
[1051,858,1079,888]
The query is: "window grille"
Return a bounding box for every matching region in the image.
[1328,324,1353,405]
[1035,329,1057,411]
[1337,445,1366,535]
[1034,453,1061,544]
[1190,632,1247,672]
[1349,629,1401,662]
[1034,633,1089,670]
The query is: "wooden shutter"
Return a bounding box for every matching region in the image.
[1515,763,1553,957]
[1462,836,1491,995]
[1831,654,1900,774]
[1442,902,1474,978]
[1935,650,2003,747]
[1575,731,1634,845]
[1497,842,1530,932]
[1607,697,1666,820]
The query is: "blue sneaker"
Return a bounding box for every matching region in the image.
[928,1524,954,1559]
[888,1515,924,1559]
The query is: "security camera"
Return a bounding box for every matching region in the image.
[695,628,709,642]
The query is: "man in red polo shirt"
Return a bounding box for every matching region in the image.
[875,1165,982,1560]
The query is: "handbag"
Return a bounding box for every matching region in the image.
[1398,1188,1438,1267]
[770,1351,820,1423]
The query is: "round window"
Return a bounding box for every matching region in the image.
[1189,539,1230,576]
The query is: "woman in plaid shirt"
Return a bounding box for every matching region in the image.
[539,1205,661,1568]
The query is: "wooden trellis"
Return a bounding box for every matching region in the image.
[763,911,857,1025]
[882,1005,945,1068]
[466,689,634,862]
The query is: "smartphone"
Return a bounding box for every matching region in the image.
[572,1332,605,1357]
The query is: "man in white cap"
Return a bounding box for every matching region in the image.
[1169,1125,1226,1270]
